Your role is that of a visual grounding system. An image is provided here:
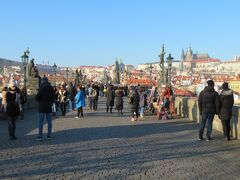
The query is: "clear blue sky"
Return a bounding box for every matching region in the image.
[1,0,240,67]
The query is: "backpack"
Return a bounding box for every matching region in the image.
[92,89,97,98]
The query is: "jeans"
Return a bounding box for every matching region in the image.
[69,100,75,110]
[199,112,215,139]
[139,106,145,116]
[88,97,93,110]
[38,113,52,137]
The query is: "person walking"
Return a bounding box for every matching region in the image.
[19,86,27,120]
[35,77,55,141]
[1,85,8,120]
[130,88,140,121]
[92,85,98,111]
[115,88,124,115]
[6,80,20,140]
[58,84,68,116]
[67,82,76,111]
[219,82,234,141]
[75,85,85,118]
[139,87,147,119]
[106,85,115,113]
[198,80,220,141]
[87,84,93,111]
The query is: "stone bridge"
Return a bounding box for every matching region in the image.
[0,97,239,179]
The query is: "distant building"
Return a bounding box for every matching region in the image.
[181,47,220,72]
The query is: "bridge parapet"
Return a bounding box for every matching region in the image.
[175,96,240,139]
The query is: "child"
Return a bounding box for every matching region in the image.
[75,85,85,118]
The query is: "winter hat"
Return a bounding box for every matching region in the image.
[207,79,214,87]
[222,82,229,90]
[9,80,17,87]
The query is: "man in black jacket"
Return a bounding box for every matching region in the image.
[35,77,55,141]
[198,80,220,141]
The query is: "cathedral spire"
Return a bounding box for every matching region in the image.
[181,48,185,61]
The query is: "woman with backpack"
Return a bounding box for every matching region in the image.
[6,80,20,140]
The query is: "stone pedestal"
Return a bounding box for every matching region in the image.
[27,77,39,95]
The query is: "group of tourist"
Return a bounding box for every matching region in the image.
[0,77,235,142]
[198,80,234,141]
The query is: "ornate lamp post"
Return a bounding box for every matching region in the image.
[66,67,69,83]
[21,48,30,89]
[53,63,57,86]
[166,53,174,85]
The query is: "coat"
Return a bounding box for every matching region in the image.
[6,87,20,117]
[106,88,115,106]
[75,90,85,109]
[130,91,140,111]
[36,82,55,113]
[198,86,220,115]
[219,89,234,120]
[115,90,123,108]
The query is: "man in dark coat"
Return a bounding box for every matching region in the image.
[198,80,220,141]
[106,85,115,113]
[219,82,234,141]
[35,77,55,141]
[130,88,140,121]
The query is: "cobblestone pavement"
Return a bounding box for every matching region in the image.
[0,97,240,180]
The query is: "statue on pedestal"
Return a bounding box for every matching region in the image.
[26,59,40,78]
[113,60,120,84]
[74,68,83,86]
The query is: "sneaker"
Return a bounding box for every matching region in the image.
[198,137,203,141]
[131,118,135,122]
[46,136,52,140]
[75,116,80,119]
[206,137,213,141]
[36,136,43,141]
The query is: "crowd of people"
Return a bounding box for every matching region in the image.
[0,77,235,142]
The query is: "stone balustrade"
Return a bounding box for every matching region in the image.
[175,96,240,139]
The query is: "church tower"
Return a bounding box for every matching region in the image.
[186,46,193,61]
[181,48,185,61]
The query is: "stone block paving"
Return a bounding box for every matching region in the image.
[0,97,240,180]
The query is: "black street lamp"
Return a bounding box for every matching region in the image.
[21,48,30,89]
[166,53,174,85]
[53,63,57,86]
